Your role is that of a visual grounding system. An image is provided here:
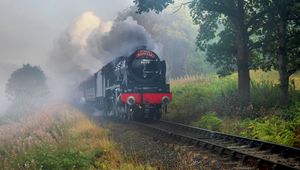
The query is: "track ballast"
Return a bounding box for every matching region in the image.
[122,119,300,170]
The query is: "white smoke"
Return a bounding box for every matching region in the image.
[46,12,105,101]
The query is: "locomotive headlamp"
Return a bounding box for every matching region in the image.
[162,96,170,104]
[127,96,135,105]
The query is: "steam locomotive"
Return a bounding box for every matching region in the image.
[78,48,172,121]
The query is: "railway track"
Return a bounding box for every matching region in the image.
[124,119,300,170]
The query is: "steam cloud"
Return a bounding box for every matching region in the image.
[88,17,158,61]
[46,12,158,101]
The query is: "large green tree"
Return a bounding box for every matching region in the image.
[260,0,300,106]
[6,64,48,113]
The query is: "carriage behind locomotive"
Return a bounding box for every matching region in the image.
[77,48,172,121]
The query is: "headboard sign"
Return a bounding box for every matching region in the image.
[135,50,156,58]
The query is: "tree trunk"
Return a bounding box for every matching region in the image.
[236,28,250,106]
[234,0,250,107]
[277,16,289,106]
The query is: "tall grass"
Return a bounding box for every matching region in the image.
[168,75,238,122]
[168,70,300,147]
[0,104,154,169]
[168,71,300,122]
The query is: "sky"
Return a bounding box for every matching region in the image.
[0,0,133,113]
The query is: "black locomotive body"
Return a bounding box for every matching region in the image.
[79,48,172,120]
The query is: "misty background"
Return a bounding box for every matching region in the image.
[0,0,213,114]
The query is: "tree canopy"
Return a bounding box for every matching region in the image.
[134,0,174,13]
[6,64,48,112]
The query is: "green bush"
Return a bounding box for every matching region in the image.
[238,108,300,147]
[16,144,90,170]
[196,112,222,131]
[240,116,295,146]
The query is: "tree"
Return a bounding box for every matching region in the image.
[6,64,48,113]
[134,0,174,14]
[134,0,268,106]
[260,0,300,106]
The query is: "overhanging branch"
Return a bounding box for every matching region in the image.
[172,1,192,14]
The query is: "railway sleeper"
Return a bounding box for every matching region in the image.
[227,145,251,149]
[233,166,256,170]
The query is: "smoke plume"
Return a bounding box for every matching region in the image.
[46,12,158,101]
[87,17,159,64]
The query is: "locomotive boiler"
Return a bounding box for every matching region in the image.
[79,48,172,120]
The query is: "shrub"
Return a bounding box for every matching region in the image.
[16,144,90,170]
[237,108,300,147]
[196,112,222,131]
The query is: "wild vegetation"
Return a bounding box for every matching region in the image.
[167,71,300,147]
[0,105,154,169]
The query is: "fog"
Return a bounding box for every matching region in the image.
[0,0,133,113]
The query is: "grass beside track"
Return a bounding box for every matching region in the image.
[168,70,300,147]
[0,104,154,170]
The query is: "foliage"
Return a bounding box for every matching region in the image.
[241,116,295,146]
[196,112,222,131]
[134,0,174,14]
[169,71,300,120]
[259,0,300,73]
[250,81,280,108]
[5,64,48,114]
[256,0,300,106]
[17,145,90,170]
[168,75,237,122]
[236,107,300,147]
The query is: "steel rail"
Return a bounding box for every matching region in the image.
[160,120,300,157]
[133,120,300,170]
[103,117,300,169]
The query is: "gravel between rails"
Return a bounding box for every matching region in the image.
[94,116,242,170]
[96,117,180,169]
